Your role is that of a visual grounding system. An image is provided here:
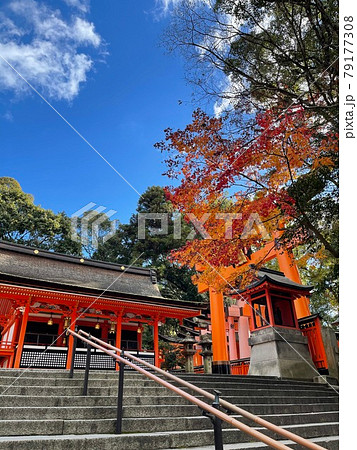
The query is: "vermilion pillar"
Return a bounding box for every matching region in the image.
[9,314,21,368]
[137,328,142,351]
[102,322,109,342]
[276,249,311,318]
[13,303,30,368]
[153,319,159,367]
[57,318,64,346]
[193,337,203,366]
[66,308,77,370]
[115,315,122,350]
[209,288,230,374]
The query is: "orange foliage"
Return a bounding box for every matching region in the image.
[155,108,338,288]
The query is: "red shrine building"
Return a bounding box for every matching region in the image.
[0,241,201,370]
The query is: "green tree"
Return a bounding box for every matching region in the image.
[164,0,338,129]
[93,186,205,303]
[0,177,81,254]
[159,341,185,371]
[294,245,338,324]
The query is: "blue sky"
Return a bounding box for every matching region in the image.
[0,0,205,223]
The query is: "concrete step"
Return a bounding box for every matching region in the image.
[0,376,336,393]
[0,394,187,407]
[0,403,338,426]
[0,404,201,423]
[0,406,117,421]
[0,405,338,436]
[0,416,338,442]
[0,395,339,417]
[0,369,137,379]
[174,435,340,450]
[0,423,339,449]
[0,368,339,449]
[0,369,336,388]
[0,383,336,401]
[174,374,333,386]
[175,381,334,392]
[53,419,343,439]
[0,371,334,385]
[120,411,339,433]
[0,383,339,402]
[221,402,339,415]
[0,376,161,388]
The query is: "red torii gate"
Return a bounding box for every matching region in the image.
[195,231,312,374]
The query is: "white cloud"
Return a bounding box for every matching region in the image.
[72,17,101,47]
[2,110,14,121]
[0,0,103,101]
[156,0,211,14]
[62,0,89,13]
[214,96,231,118]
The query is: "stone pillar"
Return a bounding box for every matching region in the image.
[182,333,196,373]
[200,333,213,374]
[321,327,339,380]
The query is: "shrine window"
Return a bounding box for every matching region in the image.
[251,294,270,329]
[25,321,59,346]
[271,295,296,327]
[121,329,139,350]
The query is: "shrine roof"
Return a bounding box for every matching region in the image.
[247,268,313,293]
[0,241,201,311]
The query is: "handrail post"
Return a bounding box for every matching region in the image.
[200,389,224,450]
[68,326,78,378]
[82,338,92,396]
[116,348,125,434]
[212,390,224,450]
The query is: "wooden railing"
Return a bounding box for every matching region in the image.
[230,357,250,375]
[0,340,16,350]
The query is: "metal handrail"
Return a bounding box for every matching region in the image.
[76,330,327,450]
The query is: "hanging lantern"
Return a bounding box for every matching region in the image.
[137,324,142,334]
[64,317,70,328]
[95,319,100,330]
[47,314,53,326]
[109,321,116,334]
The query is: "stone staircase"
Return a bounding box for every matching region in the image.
[0,369,339,449]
